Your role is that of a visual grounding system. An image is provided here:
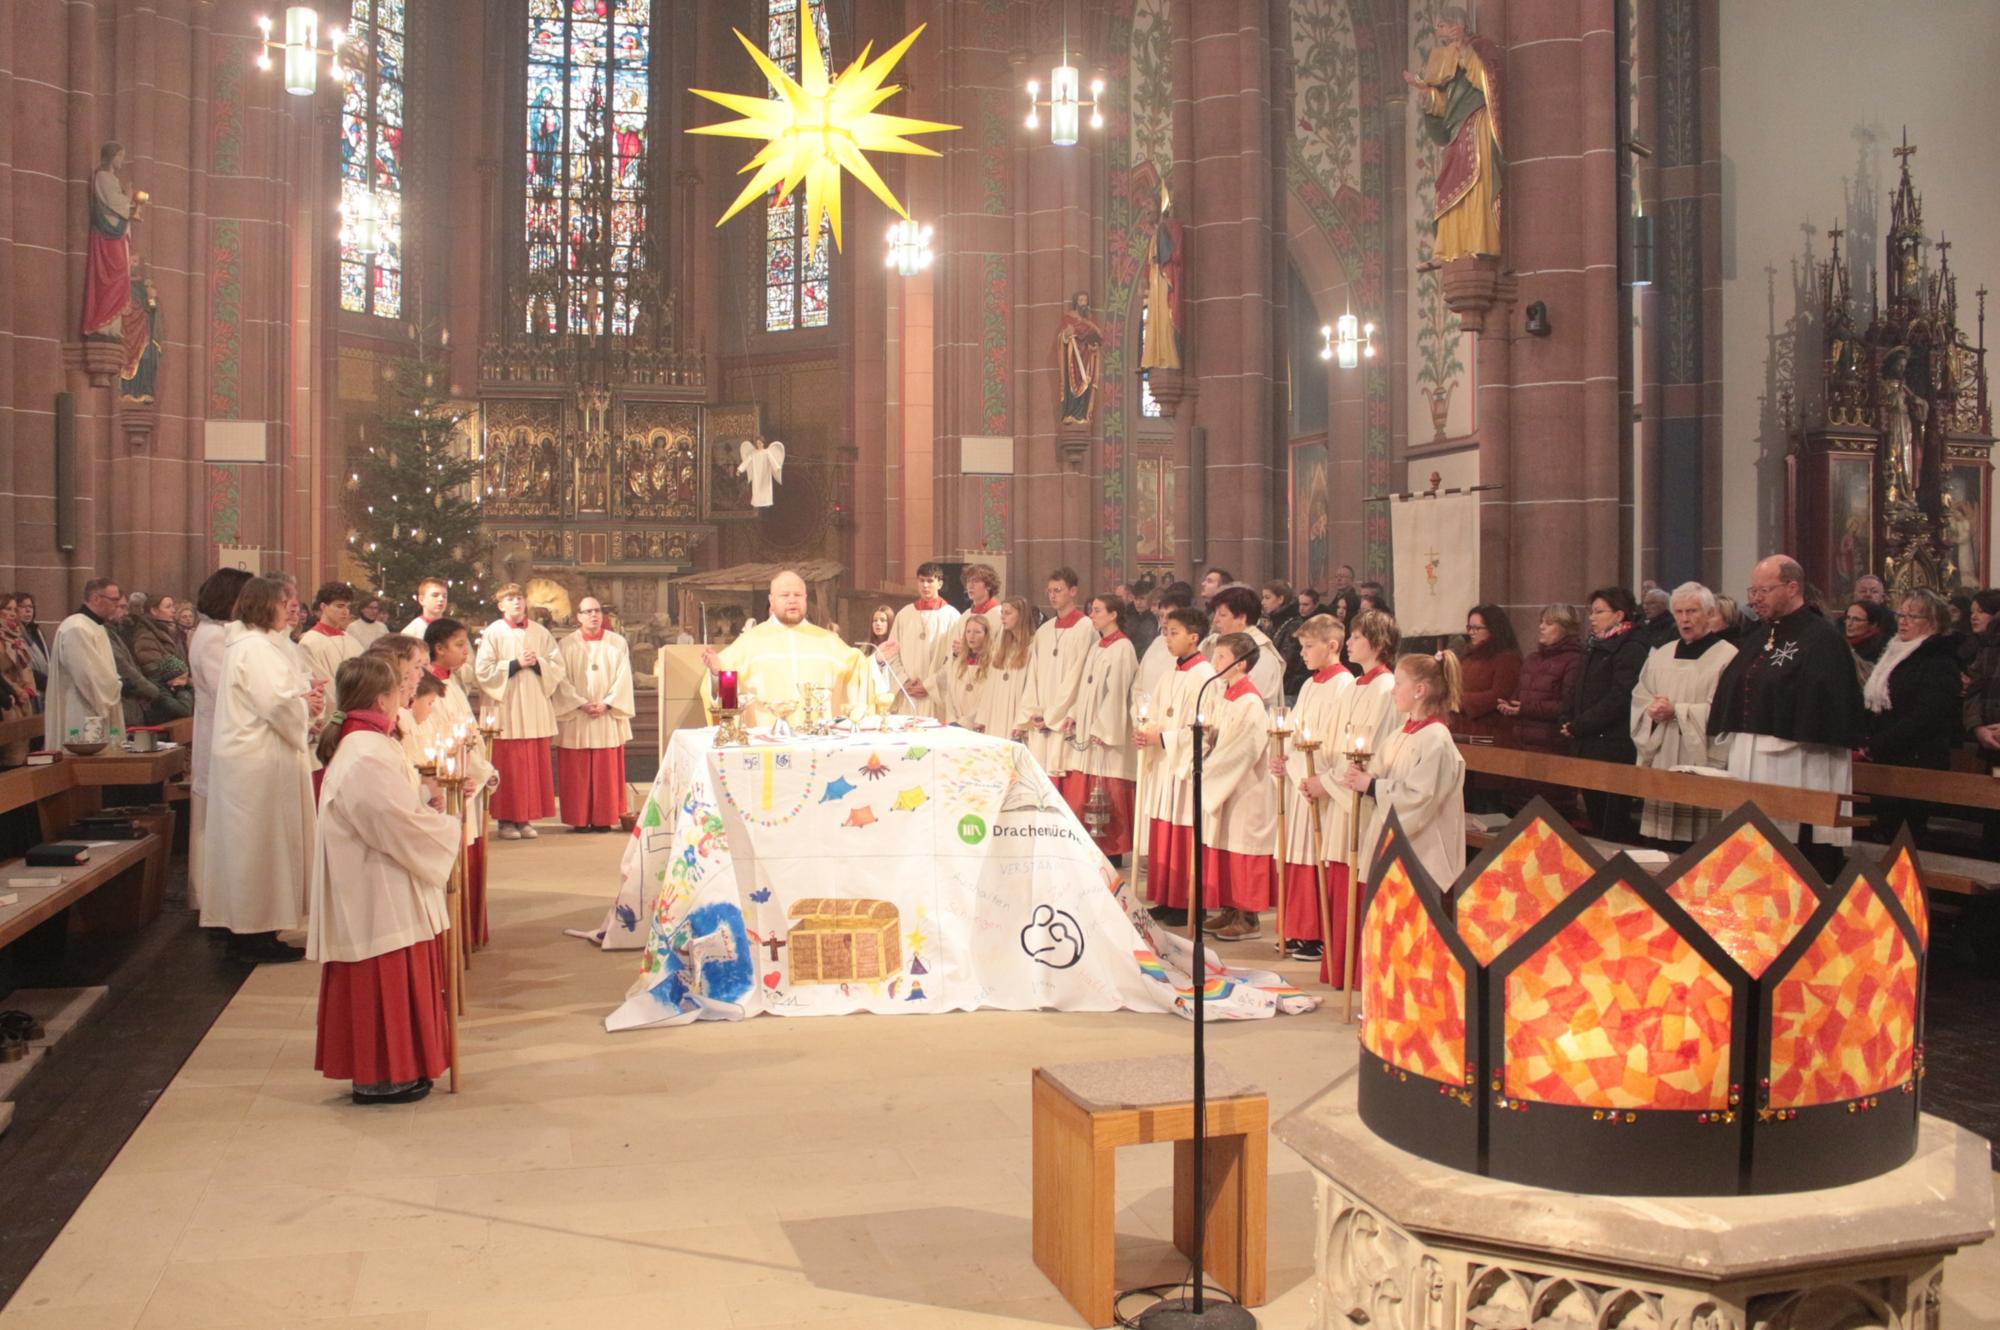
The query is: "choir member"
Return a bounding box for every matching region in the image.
[425,618,497,946]
[983,597,1036,739]
[201,575,319,963]
[1135,582,1194,710]
[473,584,567,839]
[347,594,390,650]
[1205,586,1285,702]
[189,567,253,912]
[1135,606,1214,926]
[44,578,126,751]
[399,672,451,773]
[1059,594,1140,860]
[1017,568,1097,780]
[1319,608,1400,983]
[308,654,462,1105]
[944,613,999,731]
[1200,632,1279,941]
[1341,649,1468,896]
[706,571,873,724]
[1271,614,1352,962]
[862,604,897,709]
[881,562,960,718]
[948,563,1003,663]
[402,577,450,640]
[554,596,634,832]
[300,580,360,689]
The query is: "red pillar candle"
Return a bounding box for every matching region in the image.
[717,670,739,710]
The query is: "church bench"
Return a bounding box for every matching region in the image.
[1454,741,1856,828]
[0,835,162,953]
[0,716,40,748]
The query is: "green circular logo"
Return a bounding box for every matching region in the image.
[957,814,987,845]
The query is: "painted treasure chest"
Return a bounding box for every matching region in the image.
[787,897,903,985]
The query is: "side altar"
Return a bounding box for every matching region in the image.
[1789,133,1993,601]
[591,725,1319,1032]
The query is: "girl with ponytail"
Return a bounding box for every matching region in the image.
[1338,649,1469,910]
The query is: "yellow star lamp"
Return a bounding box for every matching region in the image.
[688,21,957,257]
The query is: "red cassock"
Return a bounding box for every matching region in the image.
[465,837,489,948]
[1145,818,1197,906]
[1058,771,1135,857]
[490,737,555,821]
[1200,847,1274,913]
[1279,862,1351,987]
[558,747,627,828]
[315,936,448,1087]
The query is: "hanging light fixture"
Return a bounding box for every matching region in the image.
[1024,27,1104,146]
[885,219,935,277]
[254,7,347,97]
[1320,310,1376,369]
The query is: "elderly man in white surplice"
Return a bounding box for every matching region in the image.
[1629,582,1738,844]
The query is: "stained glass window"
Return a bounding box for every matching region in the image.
[524,0,652,335]
[340,0,405,317]
[764,0,831,332]
[1139,303,1163,419]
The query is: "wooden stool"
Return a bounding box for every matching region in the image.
[1031,1056,1267,1328]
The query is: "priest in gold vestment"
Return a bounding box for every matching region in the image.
[1404,10,1503,264]
[703,571,872,726]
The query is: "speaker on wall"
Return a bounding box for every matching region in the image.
[1188,425,1207,566]
[55,392,77,553]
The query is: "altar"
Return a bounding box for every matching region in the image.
[598,725,1317,1032]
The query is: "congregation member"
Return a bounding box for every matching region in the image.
[1298,588,1323,619]
[44,578,126,751]
[1126,575,1160,659]
[188,567,253,911]
[1199,632,1278,941]
[1843,600,1895,685]
[347,594,390,649]
[554,596,634,833]
[1342,650,1468,901]
[705,569,872,724]
[1136,606,1215,926]
[426,618,496,945]
[202,575,319,963]
[15,593,50,694]
[880,561,960,718]
[1260,580,1308,699]
[1059,593,1139,860]
[1563,587,1648,841]
[1853,574,1888,606]
[0,595,41,714]
[1272,614,1351,963]
[1016,568,1096,782]
[1712,594,1743,640]
[1317,609,1401,981]
[127,591,192,720]
[1858,588,1962,838]
[1963,591,2000,755]
[308,654,462,1106]
[1455,603,1520,722]
[1630,583,1738,843]
[1638,586,1677,649]
[1358,582,1393,615]
[1198,568,1232,600]
[300,581,360,688]
[473,584,566,840]
[105,590,176,727]
[1709,555,1865,873]
[1206,586,1284,702]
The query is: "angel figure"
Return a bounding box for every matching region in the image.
[737,437,786,509]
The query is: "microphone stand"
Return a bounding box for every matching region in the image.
[1135,668,1256,1330]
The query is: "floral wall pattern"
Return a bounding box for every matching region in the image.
[1407,0,1473,443]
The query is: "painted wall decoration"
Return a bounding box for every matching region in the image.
[1827,452,1875,603]
[1943,457,1988,588]
[1128,0,1174,179]
[1290,441,1330,591]
[207,219,243,419]
[1133,452,1176,566]
[1291,0,1363,197]
[1407,0,1473,443]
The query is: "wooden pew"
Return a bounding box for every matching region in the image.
[0,836,162,951]
[1455,742,1856,828]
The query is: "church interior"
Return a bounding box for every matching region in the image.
[3,1,2000,1327]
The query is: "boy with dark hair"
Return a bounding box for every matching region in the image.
[1133,606,1213,924]
[1016,566,1094,778]
[882,559,960,718]
[301,580,360,688]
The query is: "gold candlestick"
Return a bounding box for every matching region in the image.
[1268,707,1295,956]
[1341,729,1375,1024]
[1295,731,1335,979]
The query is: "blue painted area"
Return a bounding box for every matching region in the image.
[648,901,754,1010]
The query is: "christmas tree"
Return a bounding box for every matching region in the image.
[344,357,491,610]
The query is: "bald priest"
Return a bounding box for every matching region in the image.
[703,571,873,727]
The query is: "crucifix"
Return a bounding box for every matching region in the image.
[757,932,788,963]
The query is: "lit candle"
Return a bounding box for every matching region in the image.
[1301,725,1313,744]
[424,744,437,765]
[717,670,739,710]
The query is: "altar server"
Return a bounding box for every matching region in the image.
[948,563,1004,663]
[426,618,497,946]
[944,613,999,732]
[1060,594,1140,859]
[189,567,253,911]
[706,570,872,725]
[201,575,318,964]
[554,596,634,832]
[880,561,960,719]
[1204,585,1285,703]
[1199,632,1279,940]
[346,595,390,650]
[473,584,567,839]
[44,578,126,752]
[1343,649,1468,897]
[309,654,462,1106]
[1319,609,1401,983]
[402,577,450,640]
[300,581,360,689]
[1017,568,1097,780]
[1135,607,1214,924]
[1272,615,1353,962]
[1135,583,1194,710]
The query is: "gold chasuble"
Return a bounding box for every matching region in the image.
[716,619,872,726]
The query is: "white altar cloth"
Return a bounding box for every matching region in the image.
[599,725,1316,1031]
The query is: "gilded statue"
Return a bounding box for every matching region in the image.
[1057,292,1105,428]
[1404,10,1504,267]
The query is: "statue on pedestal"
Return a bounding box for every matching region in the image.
[1140,187,1184,373]
[120,267,162,404]
[1056,292,1104,428]
[1404,10,1504,267]
[83,142,143,339]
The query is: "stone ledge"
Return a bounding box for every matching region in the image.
[1275,1070,1995,1283]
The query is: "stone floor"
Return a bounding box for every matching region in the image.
[2,827,1997,1329]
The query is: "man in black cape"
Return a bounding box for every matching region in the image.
[1708,554,1865,875]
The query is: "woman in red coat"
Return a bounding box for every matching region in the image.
[1454,603,1522,723]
